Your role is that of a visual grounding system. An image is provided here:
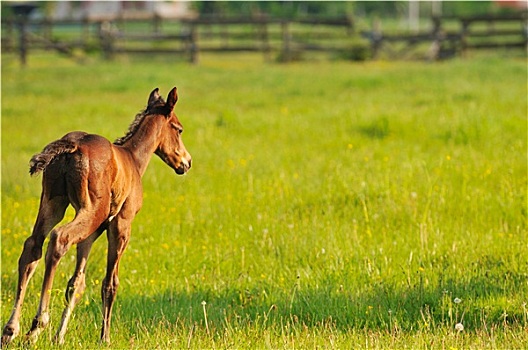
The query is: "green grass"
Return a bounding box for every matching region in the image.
[1,52,527,349]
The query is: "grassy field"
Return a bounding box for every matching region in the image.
[1,52,527,349]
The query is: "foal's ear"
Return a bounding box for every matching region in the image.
[166,87,178,112]
[148,88,161,106]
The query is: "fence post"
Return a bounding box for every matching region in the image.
[429,16,442,60]
[281,20,292,62]
[371,17,382,59]
[460,19,470,57]
[99,21,115,60]
[16,17,29,66]
[11,3,37,66]
[190,22,199,64]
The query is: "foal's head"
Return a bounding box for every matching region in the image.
[149,87,192,175]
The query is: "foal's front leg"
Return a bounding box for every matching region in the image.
[55,228,104,344]
[100,218,132,344]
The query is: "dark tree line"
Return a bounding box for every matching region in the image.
[191,1,513,19]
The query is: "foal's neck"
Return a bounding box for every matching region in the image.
[120,115,163,176]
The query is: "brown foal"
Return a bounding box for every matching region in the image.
[1,87,191,345]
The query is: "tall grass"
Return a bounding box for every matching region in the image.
[1,52,527,349]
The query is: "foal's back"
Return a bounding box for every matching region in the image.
[37,131,126,212]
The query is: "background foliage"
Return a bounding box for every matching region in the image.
[1,1,517,20]
[188,1,512,18]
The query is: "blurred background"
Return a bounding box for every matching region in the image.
[2,0,526,65]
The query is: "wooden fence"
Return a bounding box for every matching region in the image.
[2,12,526,65]
[458,13,528,51]
[93,15,357,63]
[1,14,356,64]
[362,12,527,60]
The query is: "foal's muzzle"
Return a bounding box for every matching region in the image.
[175,157,191,175]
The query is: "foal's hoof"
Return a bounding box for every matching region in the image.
[1,334,15,348]
[24,330,41,345]
[1,325,19,347]
[53,332,66,345]
[1,335,14,348]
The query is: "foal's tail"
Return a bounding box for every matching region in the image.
[29,135,82,176]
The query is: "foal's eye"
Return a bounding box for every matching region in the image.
[170,123,183,134]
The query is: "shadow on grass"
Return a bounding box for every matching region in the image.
[115,270,527,336]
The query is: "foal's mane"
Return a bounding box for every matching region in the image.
[113,97,166,146]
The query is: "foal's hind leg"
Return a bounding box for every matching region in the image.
[54,227,104,344]
[26,209,106,342]
[1,195,68,346]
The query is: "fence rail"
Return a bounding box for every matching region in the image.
[2,12,526,65]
